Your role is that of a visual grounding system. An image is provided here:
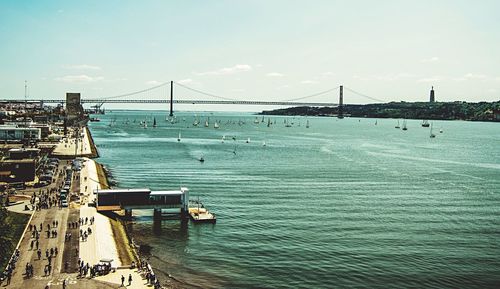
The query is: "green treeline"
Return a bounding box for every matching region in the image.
[260,101,500,122]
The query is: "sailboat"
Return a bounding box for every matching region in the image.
[261,115,265,123]
[214,121,219,129]
[402,120,407,131]
[199,155,205,162]
[262,141,266,147]
[421,120,430,127]
[267,118,271,127]
[221,135,225,143]
[177,131,181,142]
[439,128,443,133]
[153,117,157,128]
[246,138,250,143]
[205,118,209,127]
[395,120,400,129]
[306,120,310,128]
[429,123,436,138]
[143,120,147,129]
[375,120,378,125]
[254,117,260,124]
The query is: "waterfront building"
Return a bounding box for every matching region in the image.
[0,126,41,141]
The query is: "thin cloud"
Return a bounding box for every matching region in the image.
[195,64,252,76]
[421,56,439,63]
[177,79,193,84]
[322,72,334,77]
[417,76,441,83]
[54,75,104,83]
[63,64,101,70]
[452,73,488,81]
[300,80,319,84]
[146,80,161,85]
[266,72,284,77]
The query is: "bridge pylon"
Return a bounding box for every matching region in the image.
[338,85,344,119]
[169,81,174,117]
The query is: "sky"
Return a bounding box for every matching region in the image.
[0,0,499,111]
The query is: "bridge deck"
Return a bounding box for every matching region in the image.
[1,99,337,106]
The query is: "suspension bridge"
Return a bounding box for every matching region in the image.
[1,81,383,117]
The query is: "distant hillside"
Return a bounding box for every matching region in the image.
[260,101,500,122]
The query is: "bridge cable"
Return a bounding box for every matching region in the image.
[174,82,239,101]
[279,86,340,102]
[87,81,171,101]
[344,87,385,103]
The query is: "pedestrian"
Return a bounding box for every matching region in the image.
[62,279,67,289]
[128,273,132,286]
[121,275,125,286]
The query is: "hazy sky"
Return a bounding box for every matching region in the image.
[1,0,499,110]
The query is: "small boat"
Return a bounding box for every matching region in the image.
[254,117,260,124]
[261,116,265,123]
[395,120,400,129]
[143,121,147,129]
[285,119,292,127]
[402,120,407,131]
[421,120,430,127]
[262,141,266,147]
[177,131,181,142]
[375,120,378,125]
[246,138,250,143]
[430,123,436,138]
[89,117,100,122]
[306,120,310,128]
[439,128,443,133]
[214,121,219,129]
[199,156,205,162]
[205,118,209,127]
[267,118,271,127]
[153,117,157,128]
[221,135,225,143]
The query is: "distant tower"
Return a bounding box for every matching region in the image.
[429,86,435,103]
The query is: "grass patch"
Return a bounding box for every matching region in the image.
[0,211,30,269]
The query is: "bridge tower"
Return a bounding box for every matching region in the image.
[169,81,174,116]
[338,85,344,119]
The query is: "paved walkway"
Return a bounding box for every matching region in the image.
[95,268,153,289]
[79,158,122,268]
[52,127,93,157]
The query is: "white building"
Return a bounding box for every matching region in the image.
[0,126,41,141]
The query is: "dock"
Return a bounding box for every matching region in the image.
[189,200,216,223]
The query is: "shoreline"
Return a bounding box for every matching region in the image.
[87,123,184,289]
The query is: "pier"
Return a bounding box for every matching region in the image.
[95,187,215,222]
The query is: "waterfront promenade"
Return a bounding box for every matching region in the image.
[3,129,153,288]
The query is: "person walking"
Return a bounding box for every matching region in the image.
[121,275,125,287]
[128,274,132,286]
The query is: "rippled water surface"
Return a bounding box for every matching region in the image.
[90,111,500,288]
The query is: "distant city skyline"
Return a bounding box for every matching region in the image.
[1,0,499,111]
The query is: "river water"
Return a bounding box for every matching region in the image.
[89,111,500,289]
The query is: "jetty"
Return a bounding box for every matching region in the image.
[189,199,217,223]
